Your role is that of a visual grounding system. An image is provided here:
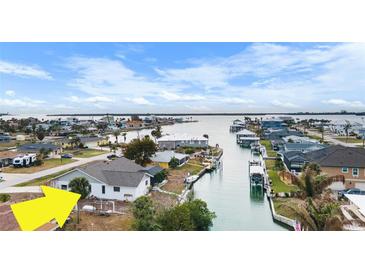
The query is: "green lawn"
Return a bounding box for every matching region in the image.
[176,162,205,175]
[15,168,73,187]
[260,140,277,157]
[3,158,76,174]
[64,149,107,158]
[268,170,299,193]
[334,137,363,144]
[265,159,276,170]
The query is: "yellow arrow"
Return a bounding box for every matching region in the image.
[11,186,81,231]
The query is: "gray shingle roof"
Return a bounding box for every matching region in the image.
[18,143,60,152]
[77,157,147,187]
[305,145,365,168]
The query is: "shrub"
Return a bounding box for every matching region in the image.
[168,157,180,168]
[0,194,10,203]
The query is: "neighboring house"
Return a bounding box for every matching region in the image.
[151,150,189,168]
[17,143,62,158]
[305,145,365,189]
[282,143,327,153]
[282,151,307,172]
[157,134,208,150]
[0,151,18,167]
[51,157,152,201]
[145,165,165,186]
[236,129,259,148]
[0,134,12,142]
[261,117,285,130]
[263,128,303,140]
[55,136,106,148]
[282,135,319,144]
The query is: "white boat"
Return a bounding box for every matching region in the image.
[185,175,199,184]
[249,161,265,185]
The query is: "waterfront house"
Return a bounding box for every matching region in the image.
[236,129,260,148]
[17,143,62,158]
[263,128,303,140]
[145,165,165,186]
[230,119,246,132]
[151,150,189,168]
[282,135,319,144]
[282,151,308,172]
[51,157,152,201]
[157,134,208,150]
[305,145,365,190]
[282,143,327,153]
[0,151,18,168]
[261,117,285,130]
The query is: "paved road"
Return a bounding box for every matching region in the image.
[0,186,41,193]
[0,153,109,190]
[307,129,361,148]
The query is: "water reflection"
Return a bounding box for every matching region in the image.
[250,185,265,203]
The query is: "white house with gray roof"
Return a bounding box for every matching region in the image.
[51,157,152,201]
[157,133,208,150]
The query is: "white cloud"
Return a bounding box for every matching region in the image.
[159,91,205,101]
[0,97,45,107]
[221,97,255,104]
[322,99,365,108]
[4,90,16,96]
[127,97,153,105]
[66,57,181,98]
[85,96,113,103]
[271,100,298,109]
[0,60,52,79]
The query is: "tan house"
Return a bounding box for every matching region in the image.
[305,145,365,190]
[0,151,18,167]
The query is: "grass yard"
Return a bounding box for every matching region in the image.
[268,170,299,193]
[15,168,73,187]
[176,162,204,175]
[2,158,76,174]
[273,198,306,220]
[334,137,363,144]
[260,140,277,157]
[63,211,134,231]
[64,148,107,158]
[265,159,276,170]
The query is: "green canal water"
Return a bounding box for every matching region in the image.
[111,115,286,230]
[158,116,285,231]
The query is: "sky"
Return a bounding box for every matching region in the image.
[0,42,364,114]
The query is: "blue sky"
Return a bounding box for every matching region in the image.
[0,42,364,114]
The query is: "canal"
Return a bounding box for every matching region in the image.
[121,115,285,231]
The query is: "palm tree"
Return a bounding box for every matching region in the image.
[344,121,352,143]
[113,129,121,144]
[122,132,127,143]
[151,125,162,142]
[319,125,324,143]
[69,177,91,224]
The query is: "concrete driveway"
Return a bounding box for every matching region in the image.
[0,153,109,190]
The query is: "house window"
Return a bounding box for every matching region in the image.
[102,185,106,194]
[353,168,359,177]
[145,180,149,186]
[341,167,349,173]
[113,186,120,192]
[61,184,67,190]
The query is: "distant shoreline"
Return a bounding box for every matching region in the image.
[45,112,365,117]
